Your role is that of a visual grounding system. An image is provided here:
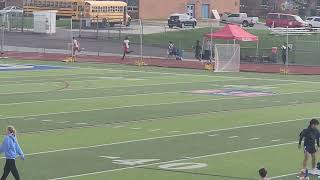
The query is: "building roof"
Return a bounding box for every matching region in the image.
[84,1,127,6]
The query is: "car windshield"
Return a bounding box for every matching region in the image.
[170,16,179,20]
[306,17,314,21]
[3,7,12,10]
[294,15,305,23]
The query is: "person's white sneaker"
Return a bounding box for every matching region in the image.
[310,168,318,175]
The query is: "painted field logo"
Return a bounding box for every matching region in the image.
[191,89,275,97]
[0,64,68,71]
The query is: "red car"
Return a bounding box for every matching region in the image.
[266,13,307,28]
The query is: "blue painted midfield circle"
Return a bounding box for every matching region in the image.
[0,64,68,71]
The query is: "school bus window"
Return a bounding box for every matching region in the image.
[66,2,71,8]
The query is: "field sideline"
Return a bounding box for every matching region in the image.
[1,59,320,179]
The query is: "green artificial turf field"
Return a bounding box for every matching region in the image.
[1,59,320,179]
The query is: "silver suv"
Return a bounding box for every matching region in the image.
[168,13,197,28]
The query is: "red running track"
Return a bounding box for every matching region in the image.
[3,51,320,75]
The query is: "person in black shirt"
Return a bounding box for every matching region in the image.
[299,119,320,171]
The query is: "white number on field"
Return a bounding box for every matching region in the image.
[158,162,207,170]
[113,159,160,166]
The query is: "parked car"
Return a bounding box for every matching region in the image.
[221,13,258,27]
[0,6,23,14]
[306,16,320,28]
[266,13,307,28]
[167,13,197,28]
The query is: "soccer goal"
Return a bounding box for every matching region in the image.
[214,44,240,72]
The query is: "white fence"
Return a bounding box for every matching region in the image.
[270,27,320,36]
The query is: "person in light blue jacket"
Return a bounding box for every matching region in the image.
[0,126,24,180]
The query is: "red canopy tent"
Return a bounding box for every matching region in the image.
[204,24,258,42]
[202,24,259,61]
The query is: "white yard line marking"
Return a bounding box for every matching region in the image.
[0,96,245,120]
[0,78,238,96]
[113,126,124,129]
[24,117,35,121]
[41,120,52,122]
[208,134,219,137]
[181,156,192,159]
[80,66,320,84]
[271,139,281,142]
[149,129,161,132]
[168,131,181,134]
[2,89,320,121]
[228,136,239,139]
[99,156,120,160]
[3,87,320,121]
[130,127,142,130]
[75,123,88,125]
[48,141,297,180]
[57,121,70,124]
[249,137,260,141]
[23,117,310,157]
[269,172,297,179]
[0,91,185,106]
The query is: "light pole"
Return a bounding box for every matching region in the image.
[0,24,7,59]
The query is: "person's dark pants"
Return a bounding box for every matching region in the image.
[203,50,210,60]
[282,54,286,65]
[1,159,20,180]
[122,50,133,60]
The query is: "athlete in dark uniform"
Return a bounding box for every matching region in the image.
[299,119,320,171]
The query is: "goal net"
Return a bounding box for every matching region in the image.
[214,44,240,72]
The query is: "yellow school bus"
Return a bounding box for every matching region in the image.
[23,0,131,26]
